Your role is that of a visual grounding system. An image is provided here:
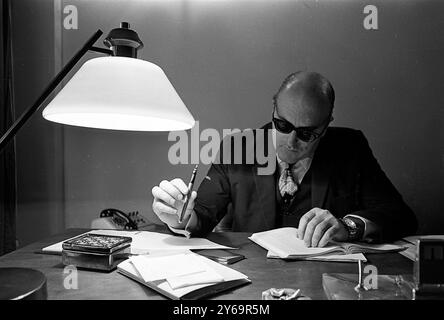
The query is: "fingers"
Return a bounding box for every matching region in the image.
[298,208,339,247]
[152,186,177,207]
[311,220,331,247]
[318,225,338,248]
[151,179,188,220]
[152,200,177,216]
[297,208,317,239]
[159,180,185,201]
[303,213,325,247]
[170,178,189,195]
[151,177,197,229]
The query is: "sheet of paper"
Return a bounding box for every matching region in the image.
[41,232,92,253]
[267,251,367,262]
[129,253,207,282]
[393,241,416,261]
[127,230,234,254]
[41,229,233,254]
[166,268,224,290]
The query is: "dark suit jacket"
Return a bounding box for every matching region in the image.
[190,124,417,242]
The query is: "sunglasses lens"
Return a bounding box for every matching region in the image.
[295,130,314,143]
[274,118,293,134]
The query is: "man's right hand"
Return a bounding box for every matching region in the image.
[151,178,197,229]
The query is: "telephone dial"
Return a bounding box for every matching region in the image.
[91,208,150,230]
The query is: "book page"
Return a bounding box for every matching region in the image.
[249,227,342,258]
[340,242,407,254]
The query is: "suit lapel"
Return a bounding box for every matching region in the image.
[311,140,331,208]
[252,124,277,230]
[252,165,276,230]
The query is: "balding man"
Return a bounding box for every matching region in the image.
[152,71,417,246]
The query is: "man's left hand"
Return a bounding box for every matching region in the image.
[297,208,348,247]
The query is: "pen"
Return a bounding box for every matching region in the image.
[178,164,199,223]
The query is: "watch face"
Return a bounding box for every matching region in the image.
[348,219,357,229]
[342,217,359,240]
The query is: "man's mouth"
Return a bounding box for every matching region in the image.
[284,146,299,152]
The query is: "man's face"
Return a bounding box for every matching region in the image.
[273,88,331,164]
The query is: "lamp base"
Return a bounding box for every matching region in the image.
[0,267,47,300]
[322,273,414,300]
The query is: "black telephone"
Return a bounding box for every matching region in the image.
[90,208,149,230]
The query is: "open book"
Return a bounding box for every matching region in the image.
[117,251,250,300]
[249,227,407,259]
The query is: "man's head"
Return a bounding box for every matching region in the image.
[272,71,335,164]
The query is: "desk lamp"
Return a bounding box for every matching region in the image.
[0,22,195,299]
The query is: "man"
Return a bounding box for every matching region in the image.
[152,71,417,246]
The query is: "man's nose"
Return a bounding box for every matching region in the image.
[287,131,299,147]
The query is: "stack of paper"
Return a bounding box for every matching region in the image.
[129,252,224,289]
[118,251,250,299]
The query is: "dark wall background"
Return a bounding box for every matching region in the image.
[11,0,444,246]
[11,0,64,247]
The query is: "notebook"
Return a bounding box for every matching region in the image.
[117,251,251,300]
[195,249,246,265]
[249,227,407,259]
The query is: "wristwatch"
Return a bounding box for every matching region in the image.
[340,216,365,241]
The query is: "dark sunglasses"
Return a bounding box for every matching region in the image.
[272,112,332,143]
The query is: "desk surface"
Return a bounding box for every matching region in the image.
[0,227,412,300]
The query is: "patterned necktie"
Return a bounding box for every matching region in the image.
[279,163,298,199]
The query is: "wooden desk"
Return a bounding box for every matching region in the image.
[0,228,413,300]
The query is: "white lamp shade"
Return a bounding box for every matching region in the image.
[42,56,195,131]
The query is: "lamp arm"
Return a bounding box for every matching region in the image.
[90,46,113,55]
[0,29,105,152]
